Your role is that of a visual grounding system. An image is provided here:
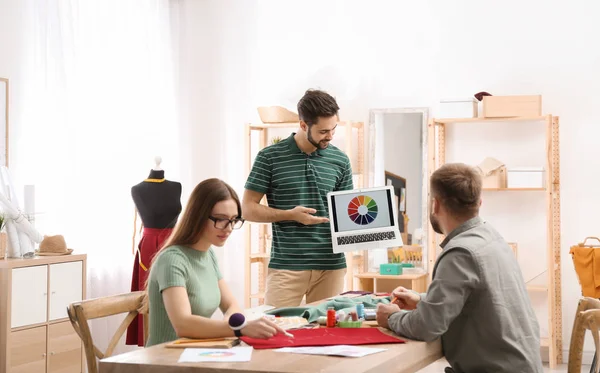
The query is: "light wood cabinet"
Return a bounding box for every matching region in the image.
[48,322,82,373]
[0,254,87,373]
[9,326,46,373]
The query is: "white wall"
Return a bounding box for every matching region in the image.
[178,0,600,360]
[0,0,29,189]
[382,113,423,235]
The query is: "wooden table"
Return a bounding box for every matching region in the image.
[99,295,442,373]
[99,329,441,373]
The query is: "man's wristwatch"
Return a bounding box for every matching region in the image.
[228,313,247,337]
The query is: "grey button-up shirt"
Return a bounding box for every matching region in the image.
[388,216,543,373]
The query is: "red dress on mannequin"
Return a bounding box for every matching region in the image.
[125,169,182,346]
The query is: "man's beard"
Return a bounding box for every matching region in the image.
[430,213,443,234]
[307,129,330,150]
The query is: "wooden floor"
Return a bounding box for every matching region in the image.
[415,358,586,372]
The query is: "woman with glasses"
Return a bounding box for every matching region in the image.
[145,178,286,346]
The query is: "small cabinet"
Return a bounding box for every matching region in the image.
[9,326,47,373]
[48,321,82,373]
[49,262,83,320]
[11,265,48,328]
[1,254,87,373]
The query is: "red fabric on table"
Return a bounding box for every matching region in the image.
[240,328,405,349]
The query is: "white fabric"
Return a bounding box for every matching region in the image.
[22,0,181,355]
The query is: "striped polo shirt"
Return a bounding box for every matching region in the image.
[244,133,354,270]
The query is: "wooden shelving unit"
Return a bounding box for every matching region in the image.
[354,272,428,293]
[244,121,367,307]
[427,115,562,368]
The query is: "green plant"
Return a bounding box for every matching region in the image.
[0,213,5,231]
[390,255,402,264]
[271,136,283,145]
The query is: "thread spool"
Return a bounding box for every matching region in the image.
[356,304,365,319]
[326,307,336,328]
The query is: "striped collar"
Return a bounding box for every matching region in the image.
[285,132,327,157]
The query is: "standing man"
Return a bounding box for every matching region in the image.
[376,163,543,373]
[243,89,354,308]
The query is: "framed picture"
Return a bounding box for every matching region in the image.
[385,171,406,232]
[0,78,8,167]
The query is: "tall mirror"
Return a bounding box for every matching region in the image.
[368,108,429,273]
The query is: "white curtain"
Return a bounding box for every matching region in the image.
[19,0,181,355]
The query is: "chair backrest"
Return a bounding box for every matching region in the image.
[568,296,600,373]
[67,291,148,373]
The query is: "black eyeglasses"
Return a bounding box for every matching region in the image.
[208,216,245,230]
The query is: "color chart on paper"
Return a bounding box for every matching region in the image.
[347,195,378,225]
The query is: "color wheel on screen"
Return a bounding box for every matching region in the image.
[347,195,378,225]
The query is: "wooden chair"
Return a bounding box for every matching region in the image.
[67,291,148,373]
[568,296,600,373]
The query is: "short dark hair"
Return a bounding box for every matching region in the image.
[430,163,482,218]
[297,89,339,126]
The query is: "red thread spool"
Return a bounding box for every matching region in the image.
[326,307,336,328]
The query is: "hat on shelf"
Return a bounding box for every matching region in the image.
[38,235,73,256]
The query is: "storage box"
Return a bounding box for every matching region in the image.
[482,95,542,118]
[507,167,545,188]
[476,157,507,189]
[439,98,478,118]
[482,166,507,188]
[379,263,403,275]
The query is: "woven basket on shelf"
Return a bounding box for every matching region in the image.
[257,106,299,123]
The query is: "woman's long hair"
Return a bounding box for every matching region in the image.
[160,178,242,250]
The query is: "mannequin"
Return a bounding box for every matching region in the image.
[126,156,182,346]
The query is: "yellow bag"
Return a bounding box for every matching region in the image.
[570,237,600,298]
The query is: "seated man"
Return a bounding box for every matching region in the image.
[376,163,543,373]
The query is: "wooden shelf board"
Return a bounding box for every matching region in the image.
[250,292,265,299]
[250,253,270,263]
[249,121,364,130]
[433,115,549,124]
[354,272,427,280]
[526,285,548,292]
[483,188,546,192]
[249,122,299,129]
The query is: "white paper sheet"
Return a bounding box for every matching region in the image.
[178,347,253,363]
[275,345,387,358]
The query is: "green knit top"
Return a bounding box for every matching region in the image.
[145,245,222,346]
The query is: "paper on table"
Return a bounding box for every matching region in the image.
[275,345,387,358]
[178,347,253,363]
